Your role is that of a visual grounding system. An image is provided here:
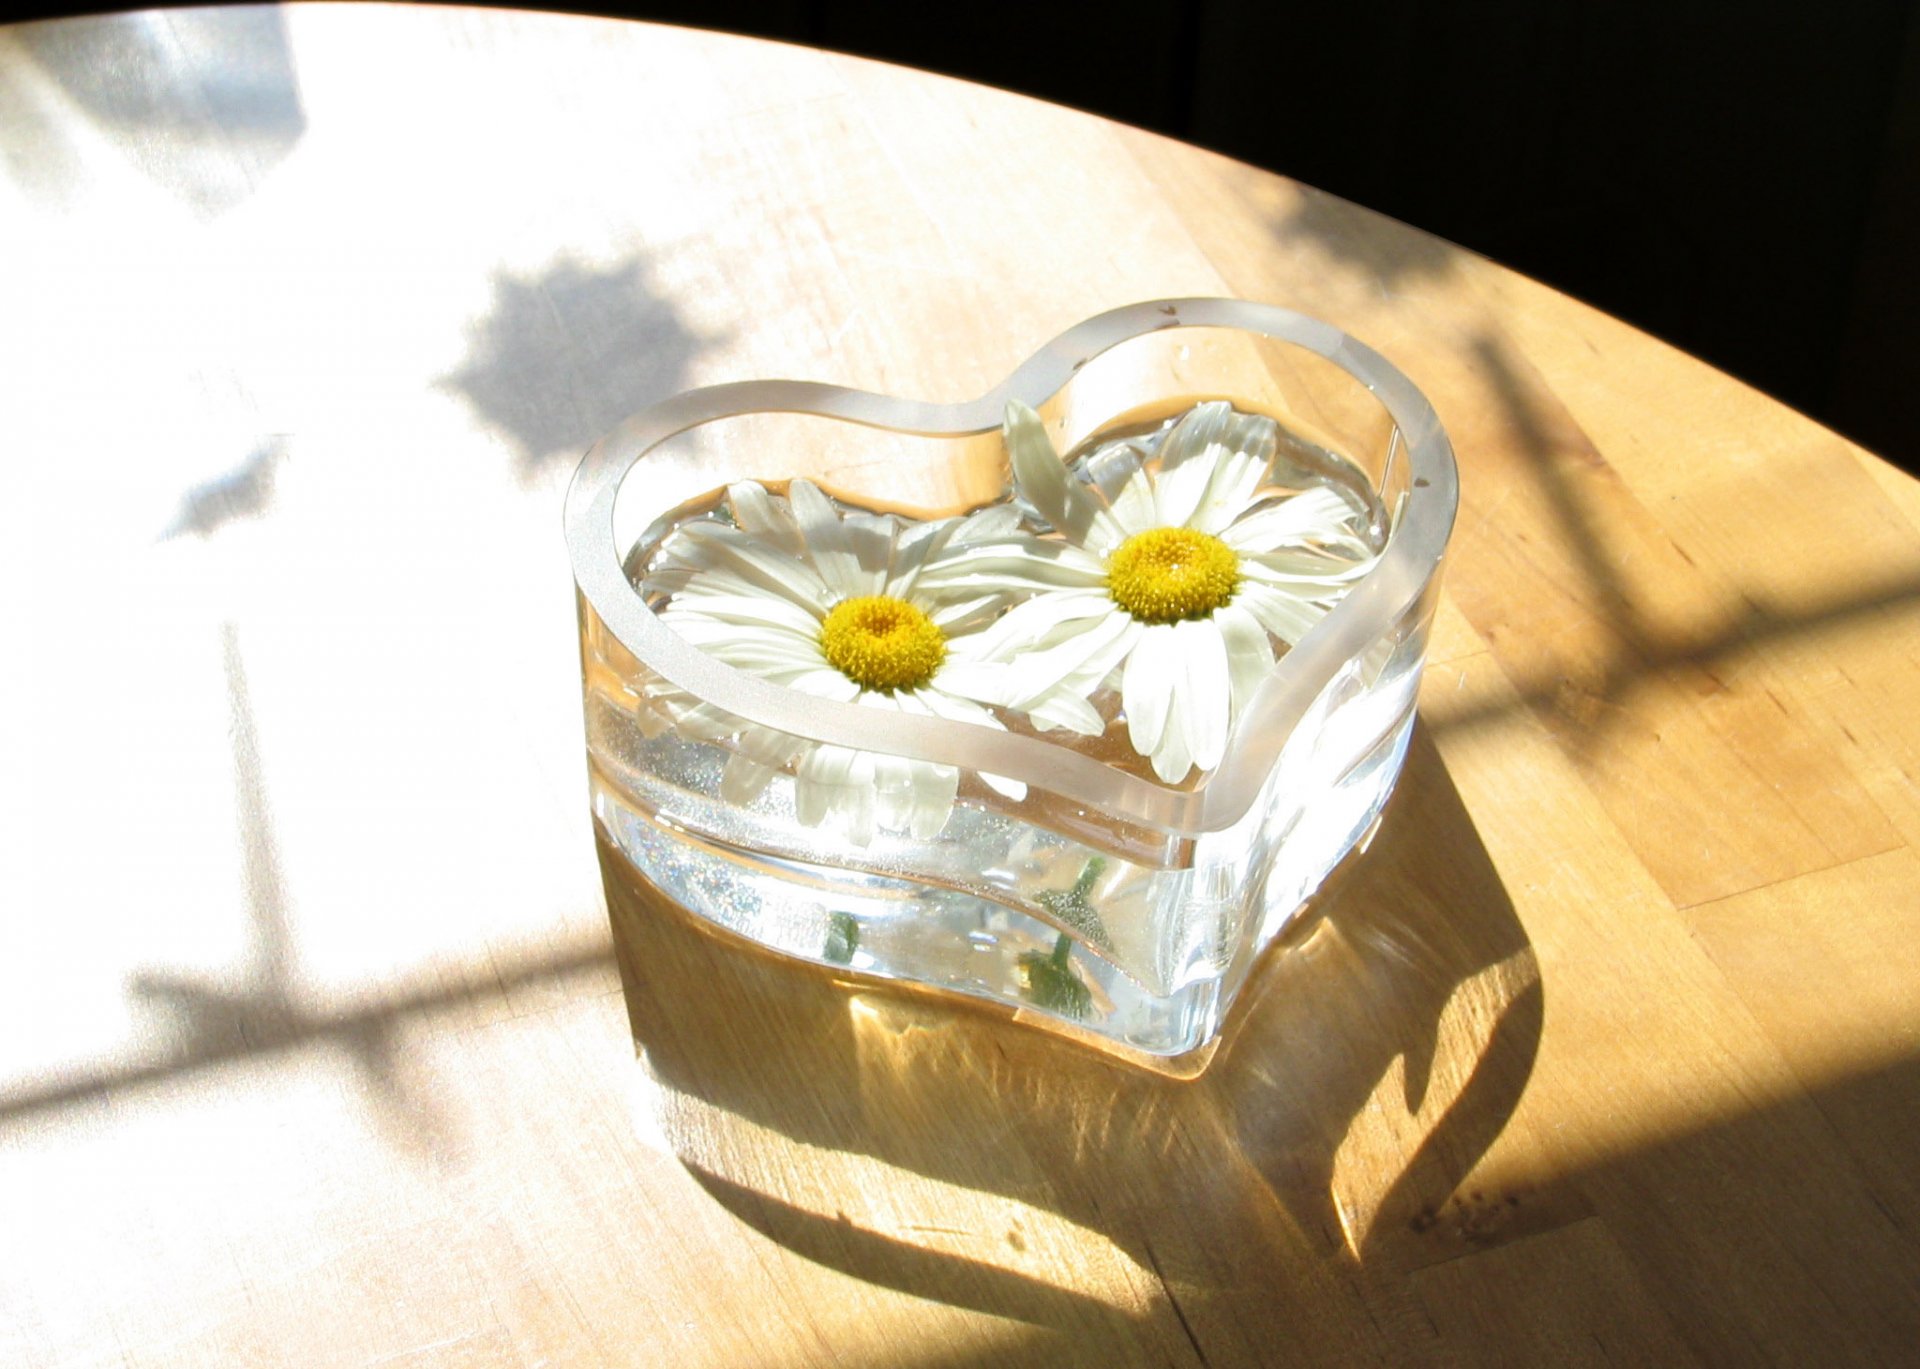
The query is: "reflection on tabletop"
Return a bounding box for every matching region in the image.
[603,726,1545,1360]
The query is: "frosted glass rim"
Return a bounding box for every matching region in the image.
[564,297,1458,836]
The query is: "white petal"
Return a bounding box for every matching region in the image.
[779,667,861,701]
[665,523,830,608]
[994,607,1133,705]
[909,687,994,729]
[720,751,778,805]
[737,726,809,770]
[665,618,821,671]
[662,697,744,740]
[1238,551,1374,586]
[795,743,854,827]
[980,772,1028,802]
[1022,687,1106,736]
[1221,488,1362,553]
[837,700,899,843]
[1215,603,1276,715]
[662,590,823,636]
[1048,621,1140,704]
[1083,438,1152,504]
[1108,466,1157,533]
[632,693,674,740]
[1004,400,1122,551]
[1188,409,1278,536]
[921,659,1010,706]
[1151,688,1194,784]
[1237,580,1328,646]
[1190,450,1270,536]
[907,761,960,839]
[908,690,1029,802]
[843,752,877,846]
[1146,403,1269,533]
[928,592,1004,632]
[946,503,1025,545]
[788,480,869,602]
[727,481,806,558]
[955,586,1114,661]
[914,540,1106,596]
[871,746,915,832]
[661,564,777,603]
[878,515,945,598]
[840,511,899,595]
[1152,446,1223,529]
[1154,401,1232,474]
[1175,618,1231,773]
[795,742,882,846]
[1121,626,1178,759]
[909,686,1014,745]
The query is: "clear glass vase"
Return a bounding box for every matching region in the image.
[565,299,1458,1072]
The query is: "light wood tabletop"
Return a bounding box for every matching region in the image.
[5,5,1919,1365]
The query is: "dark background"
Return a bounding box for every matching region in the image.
[597,0,1920,475]
[23,1,1920,472]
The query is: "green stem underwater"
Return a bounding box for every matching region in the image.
[1071,855,1106,901]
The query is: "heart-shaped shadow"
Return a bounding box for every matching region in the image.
[599,723,1542,1344]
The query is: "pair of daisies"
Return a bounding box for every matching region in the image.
[641,401,1379,845]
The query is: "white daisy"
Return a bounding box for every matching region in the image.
[947,400,1382,785]
[640,479,1041,846]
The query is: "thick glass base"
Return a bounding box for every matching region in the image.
[588,683,1418,1066]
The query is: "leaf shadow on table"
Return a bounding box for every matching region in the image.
[600,725,1543,1359]
[158,435,288,541]
[1271,185,1464,289]
[3,8,305,216]
[442,253,722,485]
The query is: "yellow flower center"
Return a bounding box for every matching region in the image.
[819,594,947,693]
[1106,527,1240,624]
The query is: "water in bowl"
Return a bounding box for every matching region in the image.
[581,407,1426,1062]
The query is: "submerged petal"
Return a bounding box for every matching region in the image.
[795,743,854,827]
[908,689,1029,802]
[720,751,780,805]
[843,752,877,846]
[907,761,961,840]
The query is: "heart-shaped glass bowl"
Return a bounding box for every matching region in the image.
[566,298,1457,1071]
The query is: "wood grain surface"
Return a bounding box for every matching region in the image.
[3,5,1917,1365]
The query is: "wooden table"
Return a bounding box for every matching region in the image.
[4,6,1918,1364]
